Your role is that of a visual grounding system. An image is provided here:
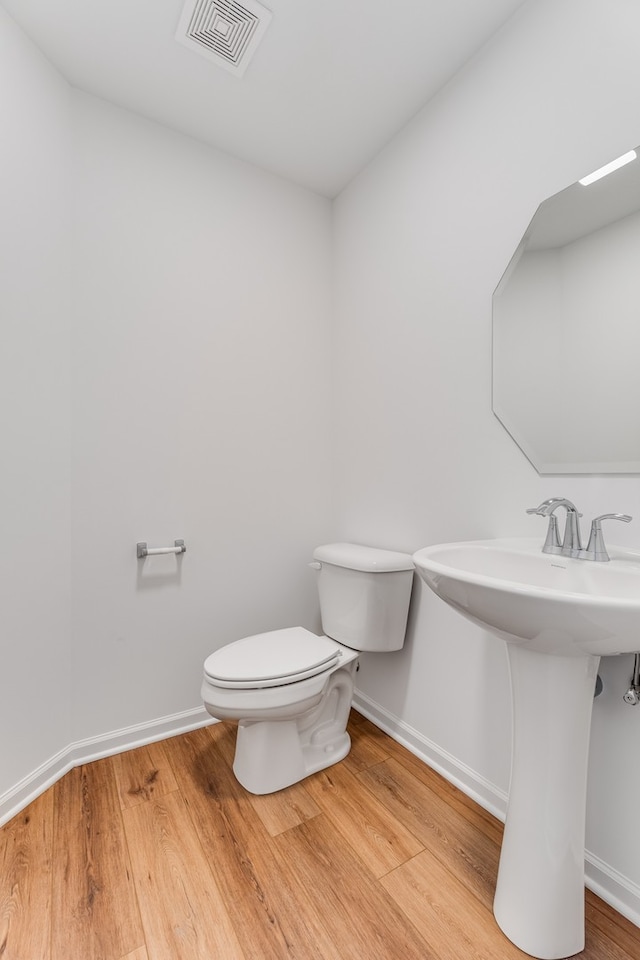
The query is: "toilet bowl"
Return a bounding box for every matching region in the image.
[202,627,359,794]
[201,543,414,794]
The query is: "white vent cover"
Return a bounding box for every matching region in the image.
[176,0,272,77]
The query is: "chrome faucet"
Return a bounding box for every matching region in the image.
[527,498,632,561]
[526,497,582,555]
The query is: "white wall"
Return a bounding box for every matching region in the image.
[69,92,333,741]
[336,0,640,912]
[0,7,72,796]
[0,6,333,811]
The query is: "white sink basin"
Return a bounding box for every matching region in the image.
[413,537,640,656]
[412,537,640,960]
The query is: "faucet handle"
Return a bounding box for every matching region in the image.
[592,513,633,523]
[586,513,632,562]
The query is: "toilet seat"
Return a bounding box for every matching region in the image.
[203,627,342,689]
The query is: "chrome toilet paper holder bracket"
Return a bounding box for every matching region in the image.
[136,539,186,559]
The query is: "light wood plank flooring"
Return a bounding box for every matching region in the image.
[1,711,639,959]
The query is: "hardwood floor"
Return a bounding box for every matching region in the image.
[1,711,639,959]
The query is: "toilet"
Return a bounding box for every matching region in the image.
[201,542,414,794]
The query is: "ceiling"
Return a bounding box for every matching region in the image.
[2,0,528,197]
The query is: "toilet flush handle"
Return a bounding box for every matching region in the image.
[308,561,322,570]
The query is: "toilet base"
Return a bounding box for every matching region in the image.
[232,665,355,794]
[234,720,351,794]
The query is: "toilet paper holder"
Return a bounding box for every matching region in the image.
[137,539,186,559]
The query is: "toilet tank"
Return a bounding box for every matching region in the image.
[312,543,414,652]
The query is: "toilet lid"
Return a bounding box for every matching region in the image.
[203,627,342,689]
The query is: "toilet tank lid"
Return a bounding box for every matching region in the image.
[313,542,414,572]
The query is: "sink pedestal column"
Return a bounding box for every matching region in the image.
[493,645,599,960]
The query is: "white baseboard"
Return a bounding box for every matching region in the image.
[352,689,640,930]
[352,690,509,821]
[586,851,640,929]
[0,705,215,828]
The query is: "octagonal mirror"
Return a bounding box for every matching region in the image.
[492,147,640,474]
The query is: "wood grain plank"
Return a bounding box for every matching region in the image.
[358,757,500,910]
[111,740,178,811]
[272,814,435,960]
[247,781,322,837]
[384,852,635,960]
[365,721,505,847]
[0,791,53,960]
[119,948,149,960]
[303,762,424,877]
[341,718,392,773]
[348,715,394,751]
[51,758,144,960]
[582,926,640,960]
[2,716,639,960]
[163,723,339,960]
[381,850,530,960]
[585,891,640,958]
[123,787,245,959]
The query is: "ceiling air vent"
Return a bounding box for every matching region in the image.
[176,0,272,77]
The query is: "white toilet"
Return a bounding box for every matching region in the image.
[201,542,414,794]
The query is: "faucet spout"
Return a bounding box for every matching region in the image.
[554,500,582,554]
[527,498,582,555]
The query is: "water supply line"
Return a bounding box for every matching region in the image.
[623,653,640,705]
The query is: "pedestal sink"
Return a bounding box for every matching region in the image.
[412,538,640,960]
